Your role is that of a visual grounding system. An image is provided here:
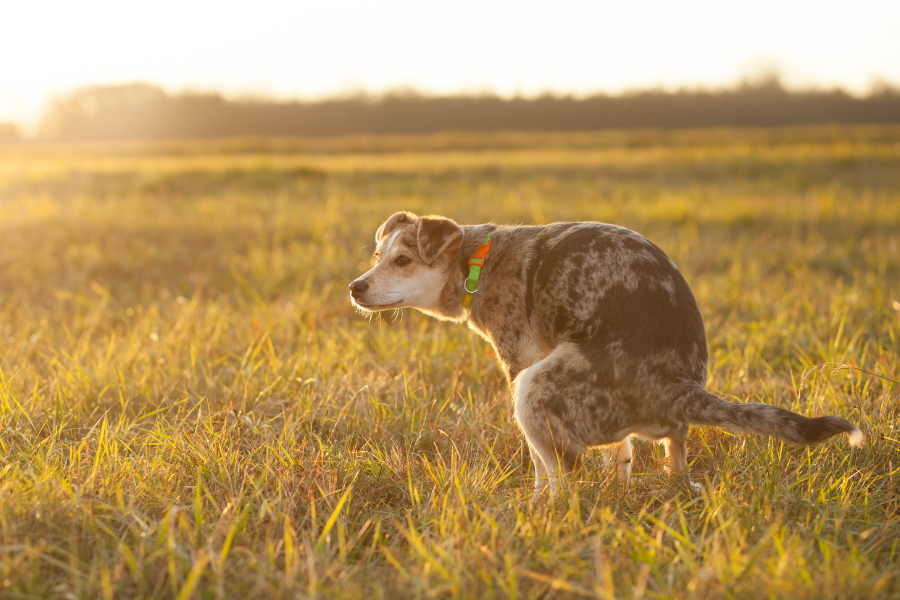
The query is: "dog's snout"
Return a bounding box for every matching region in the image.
[349,279,369,297]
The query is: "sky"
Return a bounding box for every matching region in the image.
[2,0,899,128]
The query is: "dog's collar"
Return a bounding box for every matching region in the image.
[462,232,493,309]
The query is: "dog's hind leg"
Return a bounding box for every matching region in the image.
[601,437,632,488]
[662,425,689,475]
[527,441,548,494]
[526,429,583,497]
[662,425,702,493]
[513,346,587,497]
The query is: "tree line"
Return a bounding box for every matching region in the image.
[33,78,900,141]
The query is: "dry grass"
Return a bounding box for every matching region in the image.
[1,126,899,599]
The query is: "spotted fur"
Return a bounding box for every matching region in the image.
[350,213,864,496]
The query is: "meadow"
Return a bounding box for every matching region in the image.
[0,126,899,599]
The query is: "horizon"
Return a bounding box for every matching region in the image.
[4,0,900,129]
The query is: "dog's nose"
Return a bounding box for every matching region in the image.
[349,279,369,297]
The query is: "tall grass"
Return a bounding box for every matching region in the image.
[1,127,898,598]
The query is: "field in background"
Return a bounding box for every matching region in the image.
[1,127,899,599]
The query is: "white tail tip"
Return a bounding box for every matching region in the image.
[847,426,864,448]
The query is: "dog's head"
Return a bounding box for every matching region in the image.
[349,211,463,317]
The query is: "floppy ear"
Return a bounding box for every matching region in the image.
[376,211,417,243]
[417,216,463,265]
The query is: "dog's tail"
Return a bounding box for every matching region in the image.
[675,388,863,447]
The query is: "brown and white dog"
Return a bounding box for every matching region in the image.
[350,212,863,496]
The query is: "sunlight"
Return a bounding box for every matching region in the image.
[2,0,899,126]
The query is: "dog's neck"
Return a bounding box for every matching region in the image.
[457,224,497,280]
[430,223,498,322]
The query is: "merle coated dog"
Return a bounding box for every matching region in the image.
[350,212,863,495]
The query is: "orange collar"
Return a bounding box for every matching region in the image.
[462,232,493,309]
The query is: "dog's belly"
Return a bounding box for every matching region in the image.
[567,371,694,448]
[519,340,699,447]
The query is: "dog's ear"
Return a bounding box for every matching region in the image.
[376,211,417,243]
[417,216,463,265]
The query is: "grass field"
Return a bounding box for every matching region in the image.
[1,127,899,599]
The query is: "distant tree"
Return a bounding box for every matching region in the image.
[40,84,169,140]
[0,123,21,142]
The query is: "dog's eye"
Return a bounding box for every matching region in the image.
[394,256,411,267]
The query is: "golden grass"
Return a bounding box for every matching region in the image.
[0,127,898,598]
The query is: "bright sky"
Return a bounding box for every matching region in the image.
[2,0,899,128]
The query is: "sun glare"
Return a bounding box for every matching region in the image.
[2,0,899,126]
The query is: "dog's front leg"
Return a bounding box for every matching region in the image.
[527,441,548,495]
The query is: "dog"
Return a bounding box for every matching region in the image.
[349,212,864,495]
